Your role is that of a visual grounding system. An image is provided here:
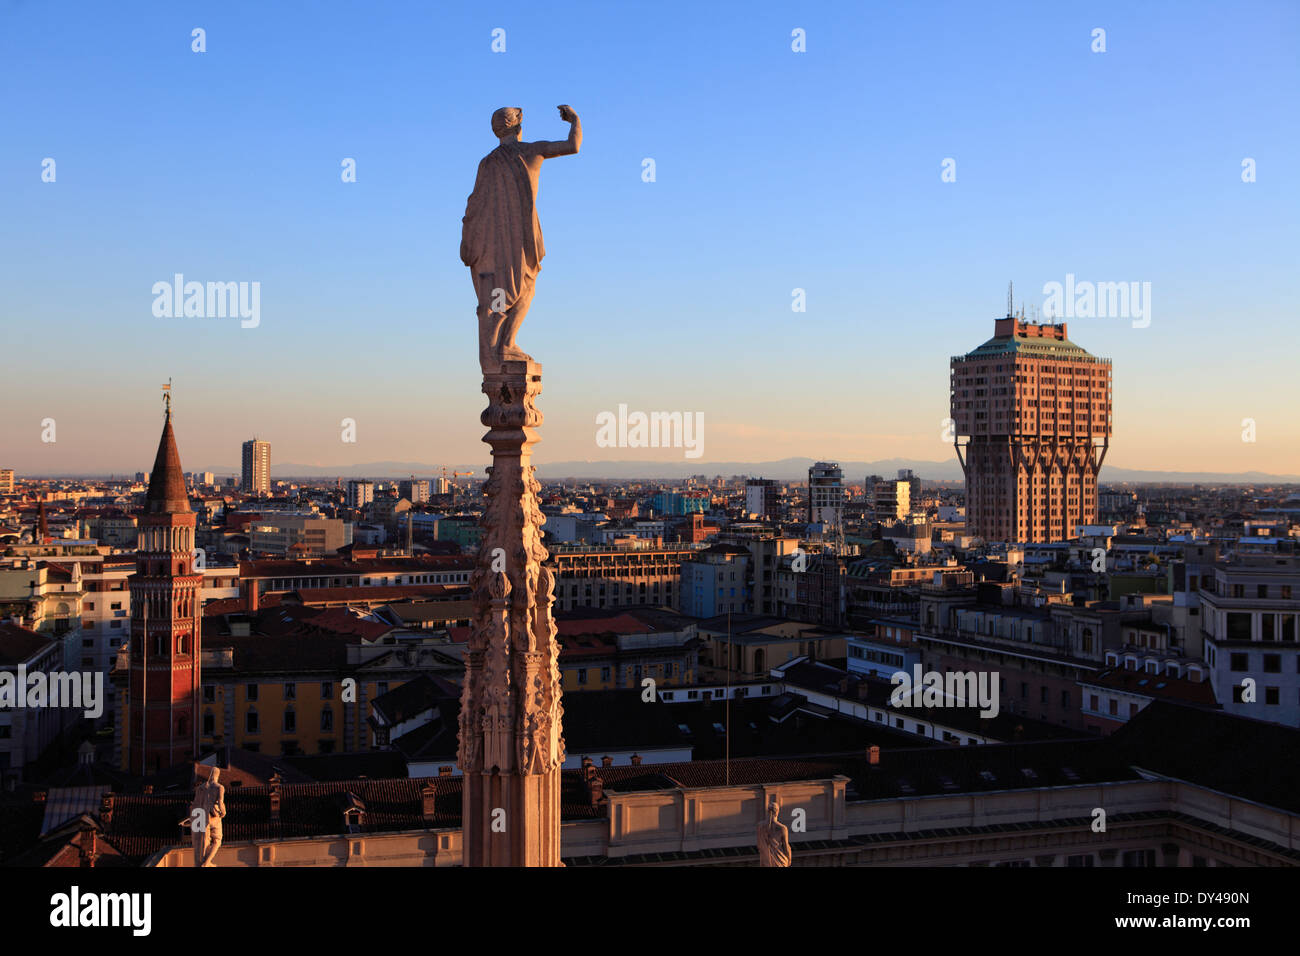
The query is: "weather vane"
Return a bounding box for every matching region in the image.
[161,378,172,415]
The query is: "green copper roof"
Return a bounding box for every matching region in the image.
[955,333,1108,363]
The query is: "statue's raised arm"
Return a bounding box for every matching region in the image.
[528,105,581,158]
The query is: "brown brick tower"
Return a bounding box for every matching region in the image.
[951,316,1112,543]
[125,399,202,775]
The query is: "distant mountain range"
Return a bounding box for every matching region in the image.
[176,457,1300,485]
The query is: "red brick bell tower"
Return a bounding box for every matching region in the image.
[125,394,203,776]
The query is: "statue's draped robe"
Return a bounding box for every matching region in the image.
[461,143,544,313]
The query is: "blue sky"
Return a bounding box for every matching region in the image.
[1,0,1297,476]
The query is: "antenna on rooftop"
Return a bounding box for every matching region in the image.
[1007,281,1013,319]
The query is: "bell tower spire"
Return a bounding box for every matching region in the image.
[122,387,203,776]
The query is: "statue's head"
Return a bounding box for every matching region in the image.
[209,767,220,784]
[492,107,523,140]
[768,797,780,821]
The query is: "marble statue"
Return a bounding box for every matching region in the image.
[186,766,226,867]
[461,105,582,373]
[757,796,791,867]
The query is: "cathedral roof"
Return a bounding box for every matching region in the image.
[144,410,191,514]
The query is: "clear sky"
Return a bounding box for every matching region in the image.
[2,0,1297,477]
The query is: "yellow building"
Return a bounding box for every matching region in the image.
[695,614,847,681]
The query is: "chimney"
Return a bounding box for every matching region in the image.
[868,745,880,766]
[587,775,604,807]
[269,772,282,823]
[79,827,98,868]
[856,681,870,700]
[838,677,849,694]
[143,785,153,795]
[420,782,437,823]
[629,753,642,766]
[246,581,259,613]
[438,765,453,777]
[581,756,595,780]
[99,793,114,825]
[601,755,613,768]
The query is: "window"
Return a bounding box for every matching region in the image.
[321,708,334,732]
[203,712,215,735]
[284,682,296,700]
[203,685,215,702]
[1265,687,1279,706]
[577,668,587,685]
[246,711,259,734]
[284,710,296,732]
[246,683,259,701]
[321,681,333,699]
[600,667,611,682]
[1264,654,1281,673]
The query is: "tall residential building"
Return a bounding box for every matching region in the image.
[123,406,203,775]
[346,479,375,509]
[241,438,271,496]
[744,478,779,518]
[399,478,430,504]
[807,462,844,528]
[951,316,1112,543]
[897,468,922,508]
[874,479,911,523]
[0,469,14,495]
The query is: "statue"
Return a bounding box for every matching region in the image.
[183,766,226,867]
[461,105,582,373]
[756,796,791,867]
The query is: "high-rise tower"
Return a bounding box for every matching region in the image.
[951,316,1112,543]
[241,438,271,496]
[124,399,203,775]
[807,462,844,529]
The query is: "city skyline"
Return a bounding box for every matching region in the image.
[2,0,1297,476]
[6,0,1300,908]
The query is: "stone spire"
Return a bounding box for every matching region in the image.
[458,360,565,866]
